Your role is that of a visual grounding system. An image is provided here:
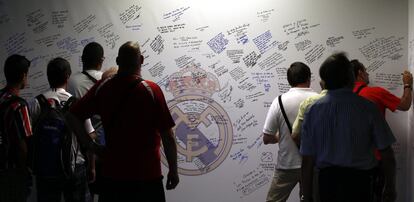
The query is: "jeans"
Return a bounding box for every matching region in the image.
[0,168,30,202]
[319,166,374,202]
[98,177,165,202]
[36,164,90,202]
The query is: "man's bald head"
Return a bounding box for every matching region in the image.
[116,41,143,73]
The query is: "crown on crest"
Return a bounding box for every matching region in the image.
[167,63,220,97]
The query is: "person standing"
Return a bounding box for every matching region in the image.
[70,41,179,202]
[29,57,92,202]
[263,62,317,202]
[351,59,412,202]
[0,54,32,202]
[300,53,397,202]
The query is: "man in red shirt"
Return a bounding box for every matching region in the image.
[351,59,412,202]
[71,41,179,202]
[351,60,412,115]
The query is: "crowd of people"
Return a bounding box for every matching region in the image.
[0,41,178,202]
[263,53,412,202]
[0,40,412,202]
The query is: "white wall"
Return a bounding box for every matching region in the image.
[0,0,410,201]
[408,0,414,201]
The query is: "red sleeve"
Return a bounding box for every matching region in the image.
[70,81,100,120]
[147,81,175,131]
[10,102,32,139]
[375,87,401,112]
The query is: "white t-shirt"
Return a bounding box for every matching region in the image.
[263,88,317,169]
[67,69,103,98]
[29,88,91,165]
[67,69,103,133]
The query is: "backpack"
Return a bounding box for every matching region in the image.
[0,94,24,170]
[32,94,78,179]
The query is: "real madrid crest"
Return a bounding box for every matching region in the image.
[161,64,233,176]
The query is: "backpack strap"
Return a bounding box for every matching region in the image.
[355,84,367,95]
[62,96,78,111]
[35,94,50,111]
[278,95,292,134]
[82,71,98,83]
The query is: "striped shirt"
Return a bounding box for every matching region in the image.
[0,88,32,168]
[300,88,395,170]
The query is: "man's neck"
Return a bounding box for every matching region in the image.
[117,68,141,77]
[294,83,310,88]
[52,84,67,90]
[83,65,101,72]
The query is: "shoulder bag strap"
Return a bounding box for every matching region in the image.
[278,95,292,134]
[82,71,98,83]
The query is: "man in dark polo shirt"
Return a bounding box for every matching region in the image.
[71,41,179,202]
[300,53,396,202]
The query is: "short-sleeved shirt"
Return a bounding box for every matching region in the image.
[263,88,317,169]
[29,88,87,165]
[68,69,103,142]
[0,88,32,167]
[300,88,396,170]
[292,90,328,134]
[70,74,175,180]
[353,81,400,117]
[67,69,102,98]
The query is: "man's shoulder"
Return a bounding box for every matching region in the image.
[363,85,390,95]
[301,93,325,108]
[41,89,72,103]
[0,91,26,109]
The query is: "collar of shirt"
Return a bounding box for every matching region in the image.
[288,87,314,93]
[354,81,367,88]
[4,86,19,96]
[44,88,71,101]
[320,89,328,95]
[85,69,103,79]
[327,87,354,96]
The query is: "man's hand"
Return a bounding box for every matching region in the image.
[88,167,96,183]
[102,67,118,80]
[402,70,413,86]
[166,170,179,190]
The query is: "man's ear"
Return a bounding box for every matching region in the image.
[116,56,120,65]
[140,55,144,65]
[358,69,364,78]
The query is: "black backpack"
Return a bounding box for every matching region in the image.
[32,94,78,179]
[0,94,25,170]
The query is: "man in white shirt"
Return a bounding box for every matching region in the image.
[263,62,317,202]
[29,57,93,202]
[68,42,104,98]
[67,42,117,199]
[67,42,116,145]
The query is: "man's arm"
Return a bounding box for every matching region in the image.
[263,132,279,144]
[380,146,397,202]
[397,71,412,111]
[160,128,179,190]
[301,155,315,202]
